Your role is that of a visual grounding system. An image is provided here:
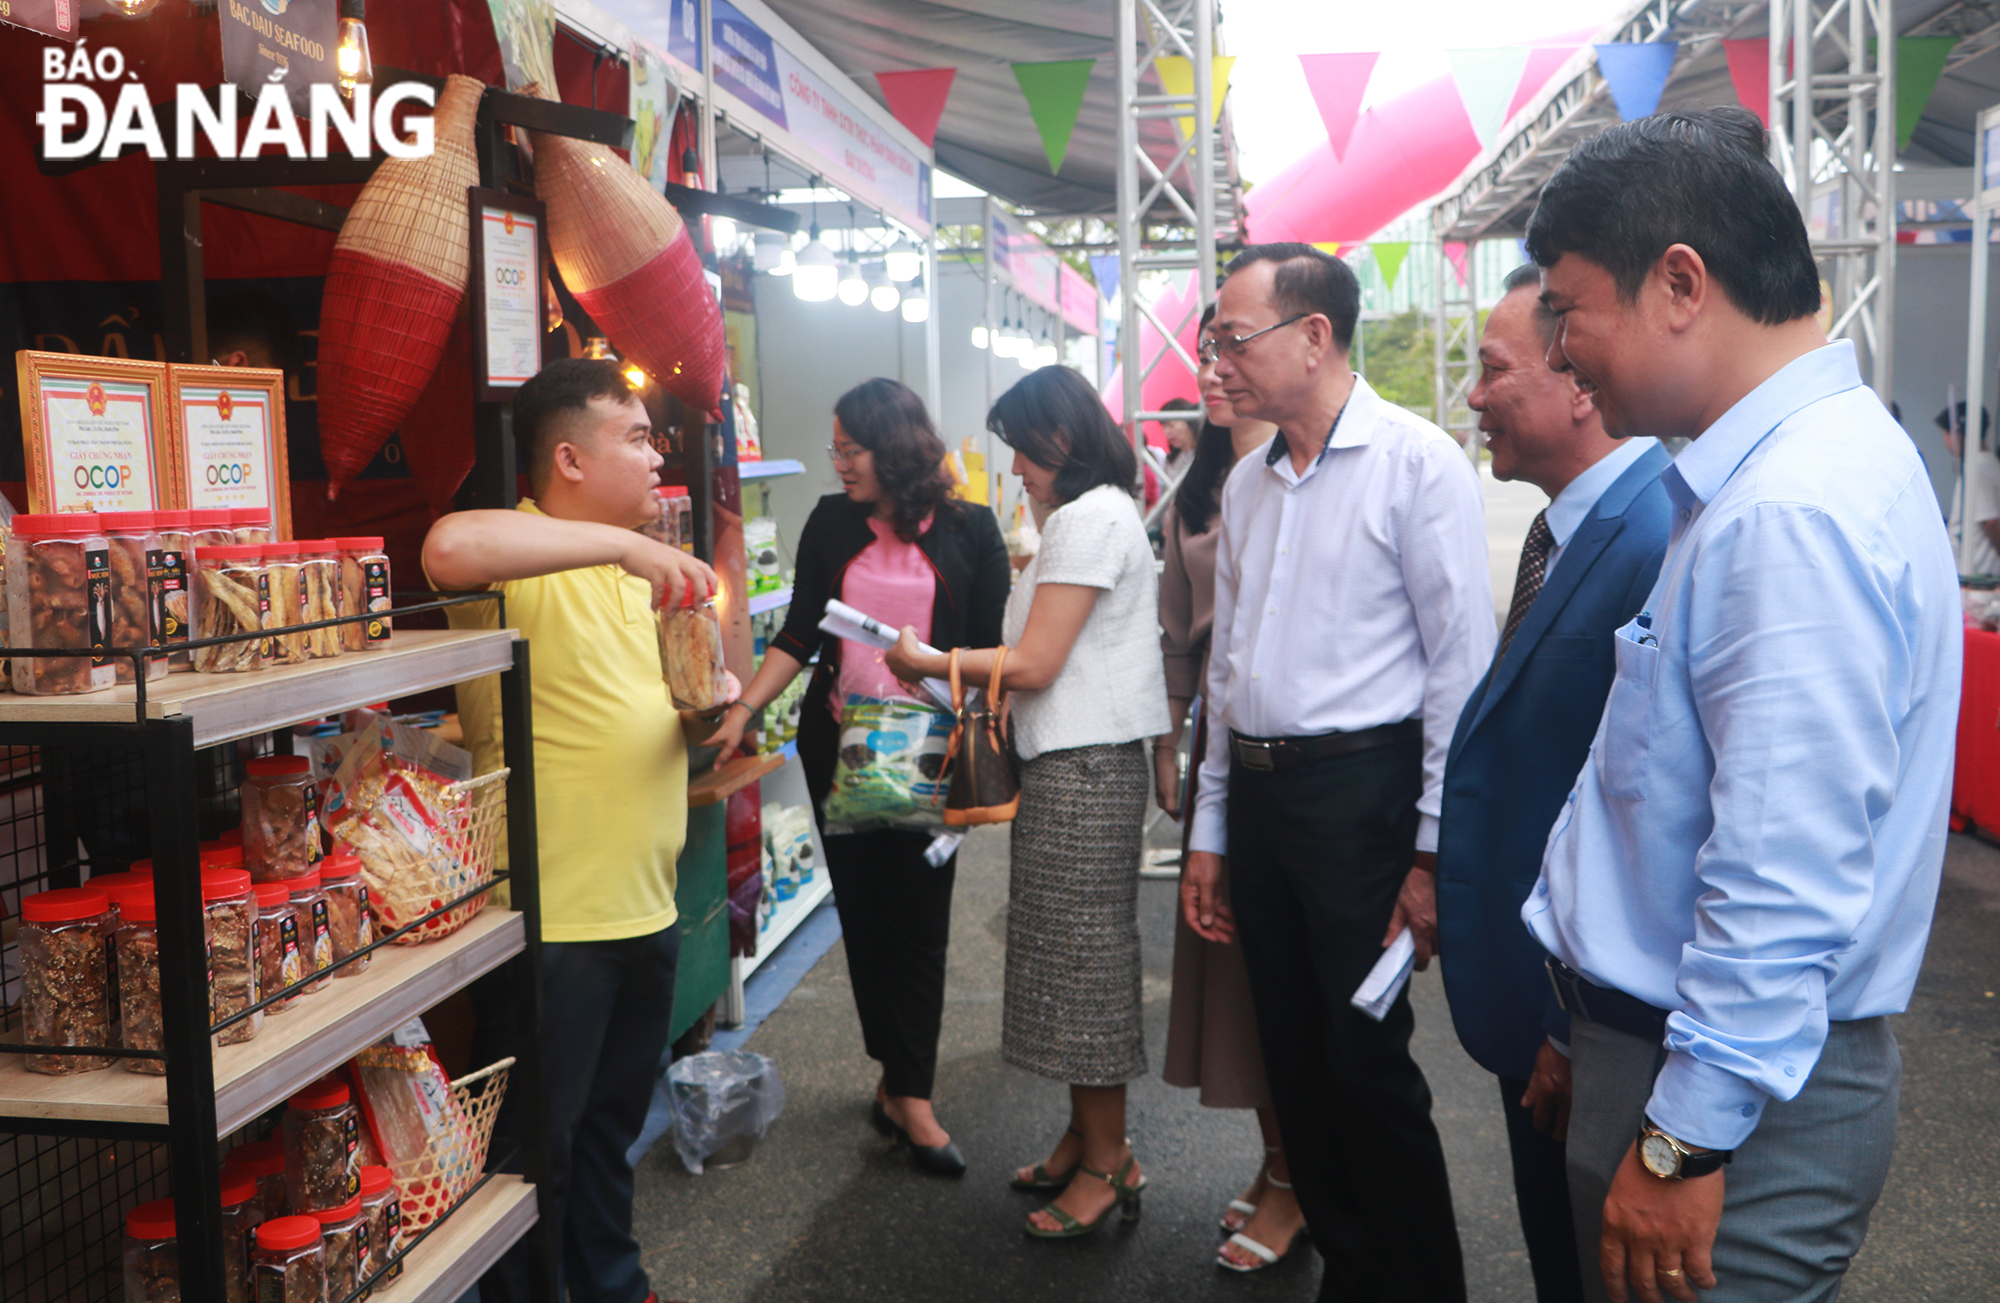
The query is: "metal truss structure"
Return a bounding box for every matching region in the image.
[1115,0,1237,490]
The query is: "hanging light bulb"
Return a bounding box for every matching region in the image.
[1033,339,1059,368]
[105,0,161,15]
[793,229,838,301]
[901,278,931,324]
[866,263,899,312]
[710,216,738,250]
[625,364,649,389]
[837,258,869,307]
[335,0,374,97]
[884,237,922,283]
[971,323,989,350]
[754,232,794,275]
[990,315,1017,358]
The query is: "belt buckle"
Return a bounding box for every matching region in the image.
[1237,738,1276,771]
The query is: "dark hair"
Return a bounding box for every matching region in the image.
[512,357,641,495]
[988,366,1138,504]
[1524,108,1820,325]
[1160,396,1199,416]
[1221,242,1360,350]
[833,377,958,542]
[1500,262,1560,349]
[1175,420,1236,535]
[207,290,300,373]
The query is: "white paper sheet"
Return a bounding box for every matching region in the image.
[819,598,956,709]
[1351,929,1417,1022]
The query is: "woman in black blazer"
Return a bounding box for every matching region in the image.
[708,378,1011,1177]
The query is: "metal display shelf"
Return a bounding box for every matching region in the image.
[0,628,518,748]
[380,1174,539,1303]
[0,909,524,1133]
[738,459,805,480]
[741,875,830,982]
[747,586,793,617]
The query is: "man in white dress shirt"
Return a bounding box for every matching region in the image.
[1184,244,1495,1303]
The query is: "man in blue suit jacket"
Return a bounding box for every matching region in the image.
[1436,265,1673,1303]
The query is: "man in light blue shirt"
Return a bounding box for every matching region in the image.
[1525,108,1961,1303]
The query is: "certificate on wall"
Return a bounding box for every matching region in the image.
[469,188,549,402]
[15,351,170,514]
[164,365,292,539]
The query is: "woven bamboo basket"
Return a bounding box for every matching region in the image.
[317,74,484,491]
[395,1056,512,1233]
[352,767,509,945]
[532,129,725,412]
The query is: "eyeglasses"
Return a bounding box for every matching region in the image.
[1198,314,1311,364]
[827,443,864,467]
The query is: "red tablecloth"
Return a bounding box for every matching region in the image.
[1954,626,2000,831]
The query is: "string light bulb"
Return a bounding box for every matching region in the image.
[336,0,374,97]
[793,228,838,301]
[884,237,921,283]
[105,0,161,16]
[971,324,989,350]
[836,258,869,307]
[901,277,930,324]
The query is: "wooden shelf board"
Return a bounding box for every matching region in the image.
[688,752,784,808]
[739,459,805,480]
[746,586,793,616]
[0,909,525,1132]
[0,629,517,747]
[374,1174,537,1303]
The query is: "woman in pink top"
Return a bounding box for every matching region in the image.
[709,380,1010,1178]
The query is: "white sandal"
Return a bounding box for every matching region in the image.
[1215,1174,1303,1274]
[1217,1145,1281,1234]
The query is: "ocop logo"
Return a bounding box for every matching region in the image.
[493,267,527,287]
[75,464,137,490]
[205,464,254,486]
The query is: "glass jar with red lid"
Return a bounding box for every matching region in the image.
[283,1076,360,1212]
[230,507,273,546]
[7,513,114,695]
[19,887,114,1074]
[311,1195,369,1299]
[261,541,310,665]
[319,851,371,976]
[122,1197,179,1303]
[253,881,304,1014]
[288,868,334,994]
[252,1215,326,1302]
[190,508,235,551]
[99,510,168,683]
[220,1168,265,1303]
[223,1137,289,1219]
[242,754,321,881]
[114,884,165,1075]
[358,1164,403,1284]
[203,866,261,1047]
[332,537,391,651]
[192,544,269,673]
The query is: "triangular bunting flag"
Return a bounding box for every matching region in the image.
[1299,52,1379,161]
[1444,241,1470,287]
[1372,242,1411,289]
[1594,43,1678,121]
[1153,55,1236,141]
[874,68,957,147]
[1506,46,1582,120]
[1089,254,1120,303]
[1896,36,1957,153]
[1723,39,1769,127]
[1448,47,1534,151]
[1313,241,1343,258]
[1012,59,1097,174]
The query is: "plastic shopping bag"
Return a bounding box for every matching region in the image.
[668,1050,786,1175]
[821,695,953,833]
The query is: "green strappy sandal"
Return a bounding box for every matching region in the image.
[1011,1127,1084,1192]
[1024,1155,1147,1239]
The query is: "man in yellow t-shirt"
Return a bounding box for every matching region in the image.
[425,357,728,1303]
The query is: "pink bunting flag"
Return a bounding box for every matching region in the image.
[1299,53,1380,161]
[1506,46,1583,120]
[1723,40,1770,128]
[874,68,958,147]
[1444,241,1470,287]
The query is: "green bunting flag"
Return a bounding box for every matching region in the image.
[1371,242,1411,289]
[1013,59,1097,174]
[1896,36,1957,153]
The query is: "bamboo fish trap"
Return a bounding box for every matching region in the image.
[316,74,484,493]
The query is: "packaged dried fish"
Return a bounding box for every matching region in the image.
[230,507,274,547]
[191,508,235,551]
[122,1198,179,1303]
[289,870,334,995]
[221,1169,265,1303]
[312,1196,369,1301]
[115,889,165,1075]
[334,537,392,651]
[263,542,310,665]
[203,867,261,1048]
[100,510,168,683]
[320,851,372,976]
[284,1077,361,1212]
[193,545,269,673]
[358,1165,403,1285]
[224,1139,289,1220]
[297,540,344,659]
[254,882,304,1013]
[243,754,322,882]
[252,1216,326,1303]
[660,591,727,710]
[7,514,115,696]
[20,887,114,1074]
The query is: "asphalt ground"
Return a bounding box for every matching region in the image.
[628,824,2000,1302]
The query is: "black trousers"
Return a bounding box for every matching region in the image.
[1226,729,1466,1303]
[1497,1074,1586,1303]
[473,925,681,1303]
[820,827,957,1099]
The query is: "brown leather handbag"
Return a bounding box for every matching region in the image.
[941,646,1019,826]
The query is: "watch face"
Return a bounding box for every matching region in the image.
[1641,1133,1680,1178]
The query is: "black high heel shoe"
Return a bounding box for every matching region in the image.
[874,1098,967,1177]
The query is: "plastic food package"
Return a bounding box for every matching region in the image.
[19,887,114,1074]
[352,1023,474,1188]
[668,1050,786,1175]
[638,484,692,551]
[744,517,784,595]
[660,593,726,710]
[100,510,168,683]
[822,696,953,833]
[8,514,114,695]
[192,545,269,673]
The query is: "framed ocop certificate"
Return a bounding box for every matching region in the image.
[15,351,171,514]
[469,188,548,403]
[164,365,292,539]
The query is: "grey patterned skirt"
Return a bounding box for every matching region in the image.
[1001,740,1150,1086]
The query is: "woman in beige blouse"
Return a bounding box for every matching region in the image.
[1156,312,1299,1273]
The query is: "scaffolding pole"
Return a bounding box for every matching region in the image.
[1433,239,1482,456]
[1770,0,1896,396]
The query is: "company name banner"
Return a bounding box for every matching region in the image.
[990,209,1097,337]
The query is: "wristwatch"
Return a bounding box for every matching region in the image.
[1637,1119,1732,1179]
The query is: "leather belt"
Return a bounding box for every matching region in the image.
[1546,958,1670,1043]
[1228,718,1419,772]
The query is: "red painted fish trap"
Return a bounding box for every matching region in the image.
[532,130,725,413]
[317,74,484,492]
